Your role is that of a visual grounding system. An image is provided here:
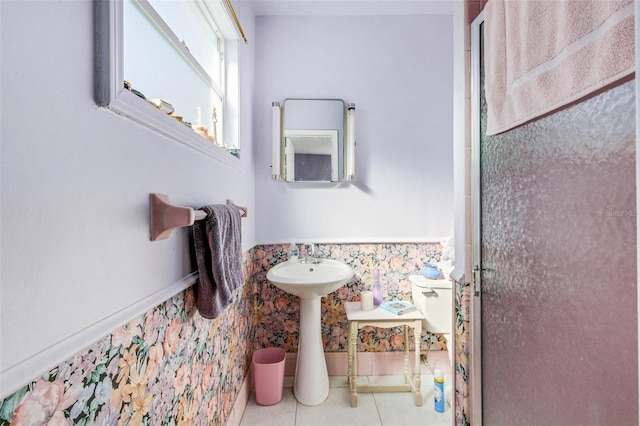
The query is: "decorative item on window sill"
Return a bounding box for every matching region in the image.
[149,193,247,241]
[193,125,215,143]
[123,80,146,100]
[148,98,175,115]
[122,81,232,152]
[211,107,218,145]
[168,113,193,130]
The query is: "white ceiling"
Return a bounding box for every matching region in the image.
[247,0,454,17]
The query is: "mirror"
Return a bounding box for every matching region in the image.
[284,129,339,182]
[272,98,355,182]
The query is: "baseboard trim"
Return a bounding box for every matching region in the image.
[228,364,254,425]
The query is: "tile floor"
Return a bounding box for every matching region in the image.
[240,374,453,426]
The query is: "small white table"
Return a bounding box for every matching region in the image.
[344,301,424,407]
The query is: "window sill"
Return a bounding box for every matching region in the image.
[104,89,240,168]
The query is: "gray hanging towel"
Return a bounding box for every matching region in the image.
[192,204,243,319]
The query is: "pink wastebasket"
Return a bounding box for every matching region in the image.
[252,347,286,405]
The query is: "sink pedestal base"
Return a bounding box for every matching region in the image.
[293,296,329,406]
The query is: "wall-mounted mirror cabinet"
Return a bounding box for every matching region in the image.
[272,99,355,182]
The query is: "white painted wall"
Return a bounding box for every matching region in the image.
[253,14,454,244]
[0,0,256,397]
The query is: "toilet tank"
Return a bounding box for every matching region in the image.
[409,275,453,334]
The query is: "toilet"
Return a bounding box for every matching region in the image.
[409,274,453,368]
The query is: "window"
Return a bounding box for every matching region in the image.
[95,0,241,162]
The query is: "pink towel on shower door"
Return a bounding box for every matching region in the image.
[484,0,635,135]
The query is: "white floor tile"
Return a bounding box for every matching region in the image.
[239,387,297,426]
[373,375,451,426]
[328,375,350,388]
[239,374,453,426]
[295,386,381,426]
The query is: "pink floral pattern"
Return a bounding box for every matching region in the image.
[252,243,446,354]
[0,243,460,425]
[455,279,472,426]
[1,254,254,426]
[9,380,80,426]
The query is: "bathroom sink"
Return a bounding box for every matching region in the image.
[267,259,354,299]
[267,258,354,405]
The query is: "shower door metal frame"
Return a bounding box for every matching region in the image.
[470,11,484,425]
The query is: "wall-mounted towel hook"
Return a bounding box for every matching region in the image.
[150,193,247,241]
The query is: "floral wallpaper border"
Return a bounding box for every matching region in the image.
[454,278,472,426]
[0,242,472,425]
[1,253,254,426]
[251,243,448,353]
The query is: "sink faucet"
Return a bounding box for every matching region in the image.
[300,243,319,264]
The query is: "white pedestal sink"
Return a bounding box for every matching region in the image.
[266,258,354,406]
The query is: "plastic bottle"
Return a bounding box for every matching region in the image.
[434,369,445,413]
[288,239,299,260]
[373,268,382,305]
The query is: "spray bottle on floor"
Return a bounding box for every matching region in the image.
[434,369,445,413]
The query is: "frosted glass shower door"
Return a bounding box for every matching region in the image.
[474,16,637,425]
